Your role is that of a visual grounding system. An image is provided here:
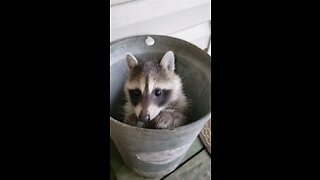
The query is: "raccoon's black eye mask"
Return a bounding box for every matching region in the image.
[128,89,141,106]
[152,89,172,106]
[128,88,172,107]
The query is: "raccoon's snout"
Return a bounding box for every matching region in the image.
[138,113,150,123]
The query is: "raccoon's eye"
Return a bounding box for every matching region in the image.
[133,90,141,97]
[155,89,162,96]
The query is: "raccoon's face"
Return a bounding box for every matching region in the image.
[124,51,182,123]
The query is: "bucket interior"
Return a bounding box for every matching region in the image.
[110,35,211,125]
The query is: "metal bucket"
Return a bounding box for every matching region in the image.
[110,35,211,177]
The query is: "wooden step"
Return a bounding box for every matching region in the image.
[163,149,211,180]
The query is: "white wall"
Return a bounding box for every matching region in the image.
[110,0,211,50]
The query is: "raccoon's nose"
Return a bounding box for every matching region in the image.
[139,114,150,122]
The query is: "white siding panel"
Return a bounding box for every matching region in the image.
[169,21,211,49]
[111,0,210,29]
[169,22,210,42]
[110,0,136,6]
[185,34,211,50]
[111,4,210,42]
[110,0,211,49]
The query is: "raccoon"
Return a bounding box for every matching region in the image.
[123,51,188,129]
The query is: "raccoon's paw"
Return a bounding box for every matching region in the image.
[154,112,184,129]
[125,114,138,126]
[154,114,172,129]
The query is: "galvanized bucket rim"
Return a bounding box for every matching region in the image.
[110,34,211,61]
[110,113,211,133]
[110,34,212,132]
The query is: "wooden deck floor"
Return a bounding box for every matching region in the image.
[110,137,211,180]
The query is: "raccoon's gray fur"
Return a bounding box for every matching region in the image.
[123,51,188,129]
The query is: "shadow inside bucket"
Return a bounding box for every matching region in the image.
[110,52,211,126]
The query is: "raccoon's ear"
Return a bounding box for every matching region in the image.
[160,51,175,73]
[126,53,139,70]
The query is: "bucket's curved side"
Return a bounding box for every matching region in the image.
[110,114,210,177]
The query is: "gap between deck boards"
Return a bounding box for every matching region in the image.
[160,147,205,179]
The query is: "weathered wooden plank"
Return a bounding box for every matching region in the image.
[199,119,211,154]
[164,149,211,180]
[180,137,204,163]
[110,167,117,180]
[110,137,204,180]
